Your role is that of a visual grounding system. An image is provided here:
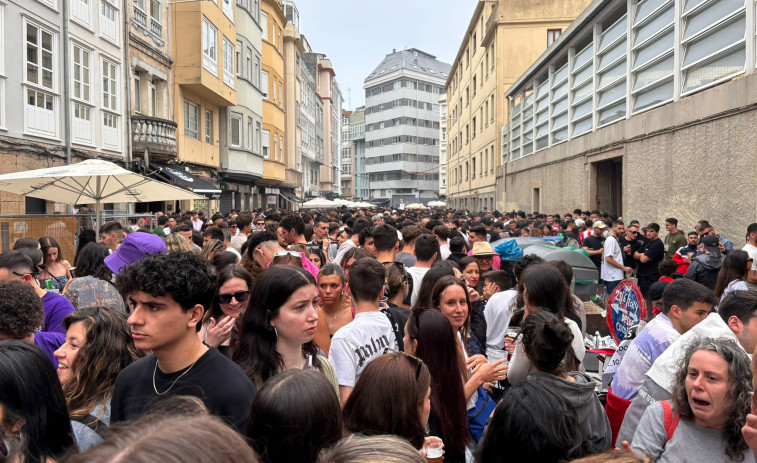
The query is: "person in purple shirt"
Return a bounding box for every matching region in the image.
[0,250,73,365]
[0,279,63,366]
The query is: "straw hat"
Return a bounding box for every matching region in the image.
[471,241,498,257]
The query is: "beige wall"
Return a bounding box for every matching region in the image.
[504,71,757,246]
[446,0,592,210]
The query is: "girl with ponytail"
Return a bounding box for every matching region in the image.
[521,311,611,453]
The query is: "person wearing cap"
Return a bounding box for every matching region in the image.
[672,231,700,275]
[684,235,724,291]
[633,223,665,301]
[582,221,606,273]
[606,279,714,444]
[105,232,168,276]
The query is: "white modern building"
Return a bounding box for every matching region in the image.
[363,48,450,207]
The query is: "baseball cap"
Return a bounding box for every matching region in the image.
[701,235,721,253]
[593,221,607,229]
[649,280,669,302]
[105,232,167,275]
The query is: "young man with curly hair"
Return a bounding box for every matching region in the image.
[110,252,256,432]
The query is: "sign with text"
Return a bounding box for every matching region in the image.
[606,279,647,344]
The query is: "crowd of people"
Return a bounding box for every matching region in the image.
[1,206,757,463]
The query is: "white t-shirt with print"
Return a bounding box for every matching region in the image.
[484,289,517,357]
[601,235,625,282]
[328,311,398,388]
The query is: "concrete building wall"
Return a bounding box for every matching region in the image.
[259,0,286,190]
[505,71,757,246]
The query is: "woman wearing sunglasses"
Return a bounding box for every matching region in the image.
[199,265,253,356]
[232,266,337,391]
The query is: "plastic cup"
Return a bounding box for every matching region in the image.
[425,443,443,463]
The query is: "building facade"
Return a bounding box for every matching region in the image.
[364,48,450,208]
[350,107,368,200]
[439,93,447,198]
[218,0,264,212]
[341,110,352,197]
[445,0,592,212]
[170,0,237,212]
[282,0,302,206]
[0,0,130,213]
[258,0,287,209]
[502,0,757,245]
[298,48,324,198]
[303,52,342,197]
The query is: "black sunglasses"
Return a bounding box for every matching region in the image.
[217,290,251,305]
[383,347,423,380]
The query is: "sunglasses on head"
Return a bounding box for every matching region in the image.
[383,347,423,380]
[217,290,251,305]
[273,250,302,258]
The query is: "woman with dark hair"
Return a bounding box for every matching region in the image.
[631,337,752,462]
[340,247,369,283]
[211,251,239,271]
[315,264,352,356]
[342,351,431,450]
[521,311,611,453]
[38,236,72,292]
[74,229,97,267]
[507,264,586,385]
[405,309,470,462]
[458,256,480,290]
[199,265,253,356]
[0,340,75,462]
[411,262,458,312]
[232,266,337,390]
[714,250,751,300]
[62,243,125,312]
[54,307,143,450]
[428,276,507,420]
[306,245,326,269]
[477,379,590,462]
[247,369,342,463]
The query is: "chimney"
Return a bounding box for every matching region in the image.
[392,48,396,53]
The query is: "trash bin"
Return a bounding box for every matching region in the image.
[523,244,599,298]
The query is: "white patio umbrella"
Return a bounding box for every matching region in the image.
[302,197,338,209]
[405,203,428,210]
[428,200,446,207]
[0,159,206,231]
[354,201,376,208]
[333,198,358,207]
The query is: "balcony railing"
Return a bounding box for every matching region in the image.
[131,115,177,158]
[133,6,146,26]
[150,17,162,37]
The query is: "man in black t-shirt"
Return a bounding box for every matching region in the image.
[111,252,256,432]
[619,222,645,268]
[633,223,665,299]
[582,221,607,273]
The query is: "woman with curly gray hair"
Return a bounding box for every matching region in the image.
[631,337,753,462]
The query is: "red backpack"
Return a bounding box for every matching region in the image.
[660,400,680,447]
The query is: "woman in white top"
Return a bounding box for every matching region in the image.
[507,264,585,386]
[714,250,752,302]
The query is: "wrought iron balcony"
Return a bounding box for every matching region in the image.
[131,115,177,159]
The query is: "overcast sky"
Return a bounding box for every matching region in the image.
[294,0,477,109]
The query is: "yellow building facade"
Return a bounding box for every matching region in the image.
[170,0,237,210]
[259,0,287,207]
[446,0,592,211]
